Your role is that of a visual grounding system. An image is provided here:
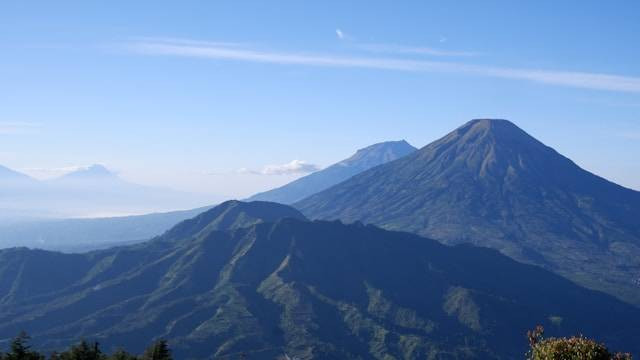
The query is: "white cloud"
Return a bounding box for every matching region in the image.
[125,38,640,93]
[617,132,640,140]
[206,160,320,176]
[261,160,320,175]
[0,122,40,135]
[335,29,355,41]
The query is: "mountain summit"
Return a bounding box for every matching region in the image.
[247,140,416,204]
[55,164,119,182]
[296,119,640,305]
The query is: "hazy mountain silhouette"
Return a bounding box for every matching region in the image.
[53,164,118,181]
[247,140,417,204]
[296,119,640,305]
[0,164,221,220]
[0,201,638,359]
[0,166,52,222]
[0,165,35,182]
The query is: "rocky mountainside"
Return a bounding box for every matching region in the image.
[0,201,638,359]
[247,140,416,204]
[296,119,640,305]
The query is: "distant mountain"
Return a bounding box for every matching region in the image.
[0,165,35,182]
[0,166,52,222]
[0,163,221,220]
[247,140,417,204]
[296,119,640,306]
[0,201,638,359]
[50,164,125,185]
[0,206,214,252]
[54,164,118,181]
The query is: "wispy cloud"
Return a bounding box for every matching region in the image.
[617,132,640,140]
[207,160,320,176]
[124,38,640,93]
[335,29,355,41]
[0,122,40,135]
[357,43,478,57]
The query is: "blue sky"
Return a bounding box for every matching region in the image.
[1,1,639,197]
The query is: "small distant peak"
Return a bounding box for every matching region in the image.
[58,164,118,180]
[362,139,415,149]
[338,140,417,167]
[84,164,112,175]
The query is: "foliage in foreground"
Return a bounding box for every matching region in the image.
[1,327,635,359]
[0,332,171,360]
[527,326,632,360]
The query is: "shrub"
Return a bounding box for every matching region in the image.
[527,325,632,360]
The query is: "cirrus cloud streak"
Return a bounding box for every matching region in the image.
[124,38,640,94]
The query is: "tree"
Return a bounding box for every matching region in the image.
[58,341,104,360]
[527,325,632,360]
[106,349,137,360]
[3,331,44,360]
[141,340,171,360]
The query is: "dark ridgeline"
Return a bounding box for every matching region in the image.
[296,119,640,305]
[247,140,417,204]
[0,201,638,359]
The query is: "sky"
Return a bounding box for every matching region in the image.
[1,1,639,198]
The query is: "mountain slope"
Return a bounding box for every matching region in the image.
[0,166,52,222]
[296,119,640,305]
[247,140,417,204]
[0,201,638,359]
[0,165,35,182]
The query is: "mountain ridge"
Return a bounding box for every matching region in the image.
[0,201,638,359]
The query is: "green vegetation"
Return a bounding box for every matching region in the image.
[0,333,170,360]
[2,327,634,359]
[1,201,639,358]
[527,326,632,360]
[2,332,43,360]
